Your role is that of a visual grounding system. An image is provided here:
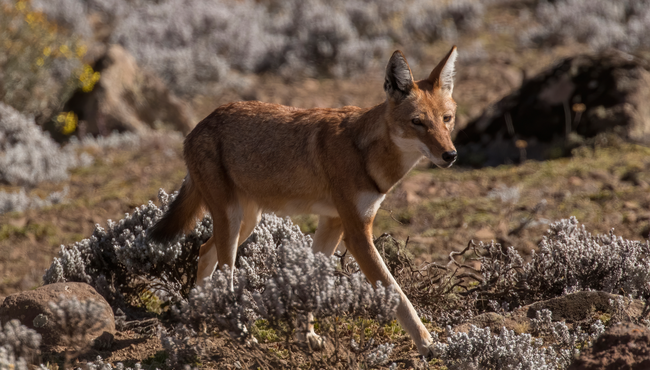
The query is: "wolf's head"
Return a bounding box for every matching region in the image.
[384,46,458,168]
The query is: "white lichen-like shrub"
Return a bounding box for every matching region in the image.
[0,347,28,370]
[174,214,400,336]
[434,312,604,370]
[434,325,556,370]
[32,0,483,96]
[161,214,399,367]
[74,356,147,370]
[478,217,650,306]
[521,0,650,52]
[0,319,41,370]
[530,309,606,368]
[30,0,93,38]
[48,296,111,351]
[43,189,211,309]
[0,187,68,215]
[365,343,395,367]
[0,103,79,187]
[527,217,650,300]
[43,188,399,337]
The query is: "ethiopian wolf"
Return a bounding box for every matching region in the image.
[148,46,459,356]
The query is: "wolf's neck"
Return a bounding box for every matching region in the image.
[353,103,423,193]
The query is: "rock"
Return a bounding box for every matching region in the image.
[454,292,644,337]
[569,322,650,370]
[455,51,650,167]
[454,312,524,335]
[522,291,644,324]
[63,44,194,138]
[0,282,115,348]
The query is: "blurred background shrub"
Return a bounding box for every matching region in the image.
[22,0,483,96]
[521,0,650,52]
[0,0,100,125]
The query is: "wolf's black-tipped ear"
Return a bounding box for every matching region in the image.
[384,50,414,100]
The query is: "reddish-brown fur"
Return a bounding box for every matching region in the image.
[148,47,459,356]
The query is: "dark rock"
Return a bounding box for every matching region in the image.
[455,51,650,167]
[569,322,650,370]
[0,282,115,348]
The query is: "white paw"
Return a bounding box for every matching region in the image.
[306,331,325,351]
[420,342,443,359]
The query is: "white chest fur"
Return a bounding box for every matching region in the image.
[356,192,386,221]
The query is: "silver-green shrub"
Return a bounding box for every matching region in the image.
[434,312,604,370]
[521,0,650,52]
[43,189,211,309]
[526,217,650,300]
[73,356,150,370]
[531,309,606,368]
[33,0,483,96]
[43,188,399,333]
[48,296,111,351]
[365,343,395,367]
[0,319,41,370]
[0,347,27,370]
[0,187,68,215]
[478,217,650,306]
[0,103,79,187]
[174,214,400,336]
[160,213,399,367]
[434,325,556,370]
[30,0,93,39]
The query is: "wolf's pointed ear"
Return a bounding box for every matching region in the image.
[384,50,414,100]
[428,46,458,95]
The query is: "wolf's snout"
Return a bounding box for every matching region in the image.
[442,150,457,163]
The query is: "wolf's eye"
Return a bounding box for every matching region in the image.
[411,118,423,126]
[443,115,452,123]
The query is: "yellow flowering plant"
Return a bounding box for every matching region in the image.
[0,0,100,135]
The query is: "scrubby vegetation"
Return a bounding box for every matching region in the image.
[0,0,100,121]
[43,189,207,310]
[0,319,41,370]
[521,0,650,52]
[29,0,484,96]
[1,0,650,368]
[434,313,605,370]
[477,217,650,307]
[0,103,80,187]
[40,190,650,368]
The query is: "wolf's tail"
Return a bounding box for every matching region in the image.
[148,176,203,244]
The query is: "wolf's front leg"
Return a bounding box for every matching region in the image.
[337,197,435,357]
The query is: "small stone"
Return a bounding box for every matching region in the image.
[33,314,48,328]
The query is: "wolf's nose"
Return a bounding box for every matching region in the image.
[442,151,457,163]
